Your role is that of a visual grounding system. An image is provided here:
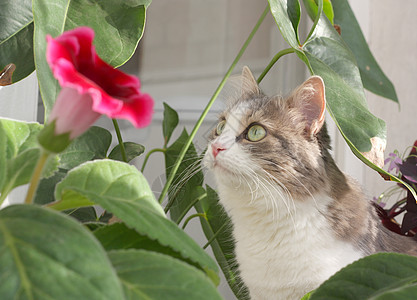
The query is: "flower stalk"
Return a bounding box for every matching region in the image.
[24,150,51,204]
[112,119,127,162]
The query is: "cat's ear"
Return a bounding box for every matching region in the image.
[290,76,326,136]
[241,66,260,96]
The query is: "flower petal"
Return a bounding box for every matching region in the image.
[109,93,154,128]
[50,87,101,139]
[46,27,154,129]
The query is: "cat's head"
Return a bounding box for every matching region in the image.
[204,66,330,200]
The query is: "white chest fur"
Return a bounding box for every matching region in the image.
[216,183,364,300]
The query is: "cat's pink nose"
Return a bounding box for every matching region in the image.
[212,143,226,158]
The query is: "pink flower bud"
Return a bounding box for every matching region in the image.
[49,87,101,139]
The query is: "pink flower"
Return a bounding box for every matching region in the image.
[46,27,153,139]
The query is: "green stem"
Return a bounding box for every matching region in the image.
[112,119,127,162]
[305,0,323,42]
[24,150,50,204]
[203,222,229,249]
[174,192,207,223]
[158,5,270,204]
[257,48,295,84]
[182,213,207,230]
[141,148,165,173]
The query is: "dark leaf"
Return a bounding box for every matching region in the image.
[332,0,398,102]
[108,142,145,162]
[59,126,112,170]
[94,222,202,269]
[162,102,179,146]
[165,129,204,222]
[195,185,249,299]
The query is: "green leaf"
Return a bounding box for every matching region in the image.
[34,169,67,205]
[108,249,222,300]
[33,0,150,118]
[109,142,145,163]
[0,122,6,192]
[165,129,204,222]
[59,126,112,170]
[66,206,98,223]
[268,0,301,48]
[162,102,179,146]
[0,0,35,83]
[94,222,204,270]
[310,253,417,300]
[332,0,398,102]
[302,0,334,25]
[196,185,249,300]
[54,159,219,277]
[0,204,124,300]
[301,291,314,300]
[0,119,58,200]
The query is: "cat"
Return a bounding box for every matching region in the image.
[203,66,417,300]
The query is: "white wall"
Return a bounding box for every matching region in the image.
[0,72,38,208]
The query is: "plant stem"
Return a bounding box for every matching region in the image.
[203,222,229,249]
[141,148,165,173]
[24,150,50,204]
[157,5,270,204]
[112,119,127,162]
[305,0,323,42]
[174,192,207,223]
[257,48,295,84]
[182,213,207,230]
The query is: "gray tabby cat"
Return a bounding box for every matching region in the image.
[203,67,417,300]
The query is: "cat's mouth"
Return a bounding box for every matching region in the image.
[210,159,231,174]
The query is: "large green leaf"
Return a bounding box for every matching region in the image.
[332,0,397,102]
[53,160,219,277]
[109,249,222,300]
[165,129,204,222]
[0,0,35,83]
[310,253,417,299]
[0,204,124,300]
[0,119,58,202]
[195,185,249,300]
[33,0,150,118]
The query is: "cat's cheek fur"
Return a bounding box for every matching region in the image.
[217,184,364,300]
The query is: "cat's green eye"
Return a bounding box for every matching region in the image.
[247,124,266,142]
[216,120,226,135]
